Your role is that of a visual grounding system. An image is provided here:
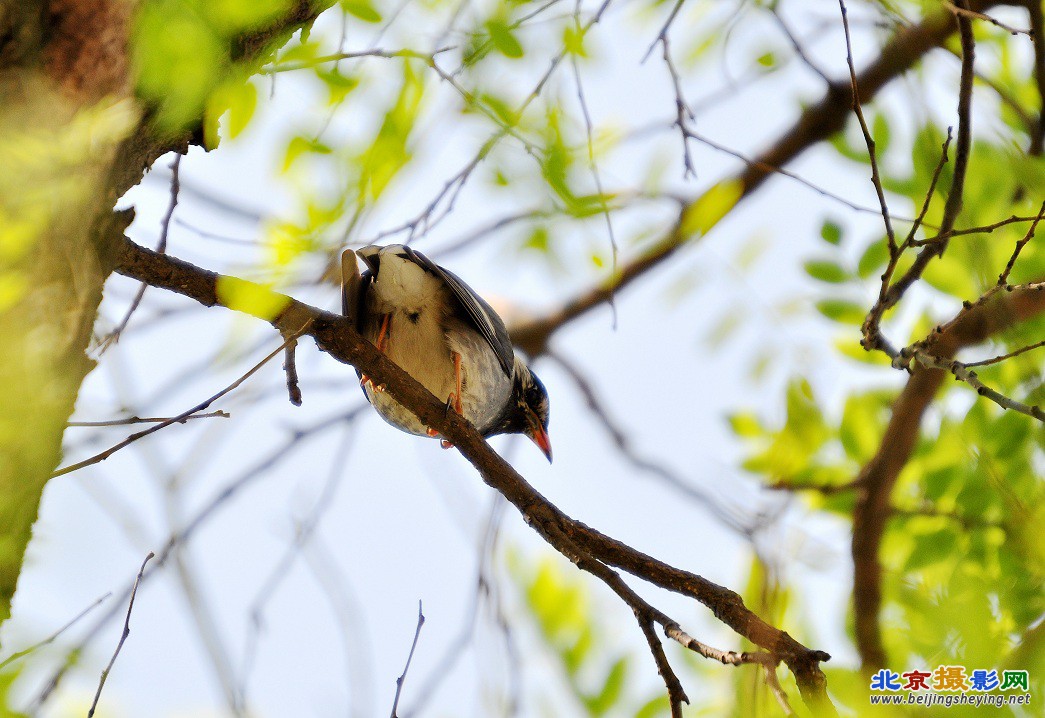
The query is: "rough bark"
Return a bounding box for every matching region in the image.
[0,0,330,631]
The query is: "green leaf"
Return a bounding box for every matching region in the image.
[904,528,958,571]
[815,299,865,324]
[204,0,293,33]
[585,656,628,715]
[820,219,843,245]
[282,136,332,173]
[523,226,550,253]
[222,80,257,139]
[134,3,228,131]
[563,25,587,57]
[341,0,382,23]
[729,412,763,438]
[634,695,670,718]
[840,395,882,461]
[857,239,890,279]
[804,259,850,283]
[680,179,744,238]
[357,62,424,199]
[316,68,360,105]
[872,112,891,155]
[756,50,776,67]
[486,19,524,58]
[478,92,518,126]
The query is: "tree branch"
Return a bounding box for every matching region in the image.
[511,0,1002,356]
[851,281,1045,673]
[111,235,836,713]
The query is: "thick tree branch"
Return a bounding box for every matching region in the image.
[112,235,836,713]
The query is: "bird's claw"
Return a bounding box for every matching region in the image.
[426,428,453,448]
[445,393,463,415]
[359,375,385,393]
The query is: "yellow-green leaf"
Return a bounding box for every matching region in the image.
[680,179,744,238]
[816,298,865,324]
[341,0,382,23]
[804,259,850,283]
[486,19,524,58]
[215,276,290,320]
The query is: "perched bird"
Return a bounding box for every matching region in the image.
[342,244,552,461]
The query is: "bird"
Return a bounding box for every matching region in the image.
[342,244,552,462]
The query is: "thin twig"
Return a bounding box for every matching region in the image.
[880,1,976,309]
[0,593,111,669]
[266,47,454,73]
[860,1,978,365]
[637,616,687,718]
[998,199,1045,285]
[687,127,930,225]
[944,1,1031,35]
[910,212,1043,244]
[859,129,954,357]
[662,622,775,667]
[389,601,425,718]
[900,128,953,251]
[283,337,303,406]
[53,330,307,477]
[762,662,797,717]
[88,552,154,718]
[912,347,1045,422]
[103,154,182,348]
[642,0,696,177]
[359,0,614,247]
[767,479,861,494]
[32,407,365,714]
[838,0,896,253]
[768,4,833,84]
[549,350,754,533]
[963,339,1045,367]
[67,411,229,427]
[570,4,618,318]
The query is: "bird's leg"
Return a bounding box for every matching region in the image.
[424,353,464,448]
[361,313,392,392]
[436,352,464,450]
[448,351,463,415]
[375,313,391,352]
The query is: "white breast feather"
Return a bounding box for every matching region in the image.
[369,250,436,313]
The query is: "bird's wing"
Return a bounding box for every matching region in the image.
[404,246,515,378]
[342,249,372,396]
[341,249,365,329]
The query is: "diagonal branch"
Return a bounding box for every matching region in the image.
[111,234,836,714]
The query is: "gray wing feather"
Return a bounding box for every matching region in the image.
[341,249,363,327]
[341,249,373,395]
[403,247,515,378]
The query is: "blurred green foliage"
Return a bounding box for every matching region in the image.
[3,0,1042,714]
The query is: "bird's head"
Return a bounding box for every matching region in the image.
[512,359,552,462]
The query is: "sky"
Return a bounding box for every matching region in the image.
[0,2,992,716]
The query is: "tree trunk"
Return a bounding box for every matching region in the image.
[0,0,327,633]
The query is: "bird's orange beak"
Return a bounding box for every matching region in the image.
[529,424,553,463]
